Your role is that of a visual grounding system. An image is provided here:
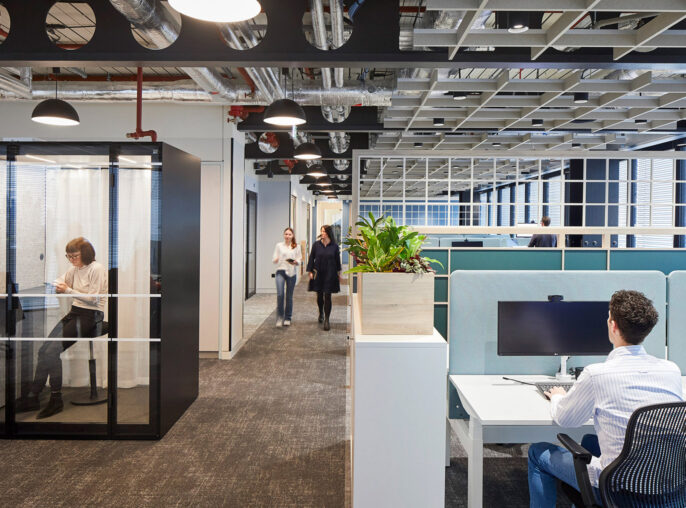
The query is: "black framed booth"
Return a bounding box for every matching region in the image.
[0,142,200,439]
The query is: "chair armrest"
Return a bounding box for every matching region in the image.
[558,433,592,463]
[557,433,598,507]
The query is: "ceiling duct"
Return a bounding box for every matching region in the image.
[109,0,239,100]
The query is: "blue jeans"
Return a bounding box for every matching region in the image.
[528,434,601,508]
[275,270,296,320]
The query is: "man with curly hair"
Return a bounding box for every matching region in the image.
[527,290,683,508]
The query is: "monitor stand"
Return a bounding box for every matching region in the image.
[555,355,574,382]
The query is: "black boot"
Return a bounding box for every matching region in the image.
[37,392,64,419]
[15,394,40,413]
[323,317,330,331]
[318,311,324,324]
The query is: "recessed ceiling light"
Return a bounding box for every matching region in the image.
[508,12,529,33]
[492,142,501,147]
[414,142,423,147]
[453,91,467,101]
[572,143,581,148]
[532,118,543,127]
[573,92,589,104]
[635,119,648,124]
[433,117,445,127]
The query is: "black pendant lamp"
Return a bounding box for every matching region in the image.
[264,98,306,126]
[31,69,80,126]
[294,141,322,160]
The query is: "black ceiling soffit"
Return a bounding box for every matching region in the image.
[238,107,381,133]
[3,0,686,70]
[245,132,367,160]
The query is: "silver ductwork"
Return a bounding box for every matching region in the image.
[330,0,346,88]
[309,0,333,90]
[0,67,31,98]
[109,0,238,100]
[217,23,284,101]
[0,81,394,105]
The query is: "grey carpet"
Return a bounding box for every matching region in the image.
[0,283,349,508]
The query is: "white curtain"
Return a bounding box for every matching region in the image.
[40,166,151,389]
[116,169,151,388]
[45,167,110,388]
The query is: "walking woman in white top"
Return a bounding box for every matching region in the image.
[272,227,302,327]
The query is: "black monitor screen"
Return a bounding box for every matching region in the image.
[498,301,612,356]
[452,240,483,248]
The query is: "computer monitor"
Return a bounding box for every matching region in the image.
[498,301,612,356]
[452,240,483,248]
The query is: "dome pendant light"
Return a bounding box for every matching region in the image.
[31,69,80,126]
[264,69,307,127]
[294,142,322,160]
[169,0,261,23]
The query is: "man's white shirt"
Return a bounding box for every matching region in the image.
[549,345,683,485]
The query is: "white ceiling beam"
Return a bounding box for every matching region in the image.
[531,1,602,60]
[427,0,686,9]
[448,0,490,60]
[613,12,686,60]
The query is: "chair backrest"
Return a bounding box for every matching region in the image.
[599,401,686,508]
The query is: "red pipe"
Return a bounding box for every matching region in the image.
[228,105,265,121]
[237,68,256,95]
[126,67,158,142]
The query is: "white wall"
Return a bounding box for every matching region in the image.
[255,179,291,294]
[1,101,243,355]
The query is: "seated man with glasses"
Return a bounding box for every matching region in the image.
[527,290,683,508]
[16,237,108,419]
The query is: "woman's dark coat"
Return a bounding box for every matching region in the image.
[306,240,342,293]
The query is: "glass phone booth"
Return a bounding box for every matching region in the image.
[0,142,200,439]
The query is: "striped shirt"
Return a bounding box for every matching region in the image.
[550,345,683,486]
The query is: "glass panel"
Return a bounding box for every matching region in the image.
[117,340,150,424]
[0,157,5,423]
[14,338,108,423]
[12,153,109,422]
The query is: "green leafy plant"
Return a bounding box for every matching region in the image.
[343,213,442,273]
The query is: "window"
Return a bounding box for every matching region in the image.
[546,176,561,226]
[634,159,673,248]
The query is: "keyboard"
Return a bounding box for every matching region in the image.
[535,381,575,399]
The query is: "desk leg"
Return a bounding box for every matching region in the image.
[467,418,483,508]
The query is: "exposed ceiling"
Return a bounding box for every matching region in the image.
[1,0,686,198]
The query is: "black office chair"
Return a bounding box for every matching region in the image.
[557,401,686,508]
[70,320,109,406]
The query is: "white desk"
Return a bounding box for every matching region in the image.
[449,375,595,508]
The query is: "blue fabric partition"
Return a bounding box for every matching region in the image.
[610,250,686,274]
[449,270,666,375]
[667,271,686,371]
[448,270,667,417]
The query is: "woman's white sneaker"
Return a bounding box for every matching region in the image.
[276,318,283,327]
[283,319,291,326]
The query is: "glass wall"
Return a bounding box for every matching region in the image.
[357,153,686,248]
[2,145,161,429]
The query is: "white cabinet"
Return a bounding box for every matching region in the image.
[352,295,447,508]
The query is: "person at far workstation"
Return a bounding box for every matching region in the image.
[527,290,683,508]
[528,216,557,248]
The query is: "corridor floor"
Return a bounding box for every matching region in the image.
[0,282,349,507]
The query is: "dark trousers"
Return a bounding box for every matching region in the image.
[316,291,332,319]
[31,306,103,394]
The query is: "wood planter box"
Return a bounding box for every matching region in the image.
[357,272,435,335]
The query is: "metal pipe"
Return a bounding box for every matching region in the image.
[0,82,393,105]
[109,0,238,100]
[330,0,346,88]
[309,0,333,90]
[593,12,658,29]
[0,68,31,98]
